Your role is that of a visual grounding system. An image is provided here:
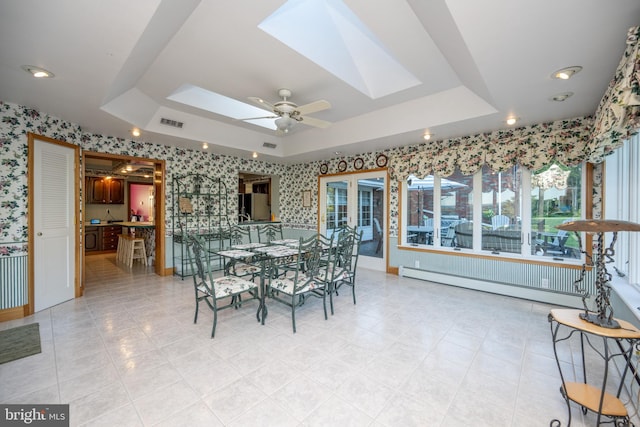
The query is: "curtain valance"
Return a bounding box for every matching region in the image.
[390,117,592,180]
[588,26,640,162]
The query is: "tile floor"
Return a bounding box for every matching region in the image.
[1,253,639,426]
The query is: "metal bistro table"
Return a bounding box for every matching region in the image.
[549,309,640,426]
[214,242,300,325]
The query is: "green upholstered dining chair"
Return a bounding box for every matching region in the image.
[266,234,332,333]
[185,234,259,338]
[329,227,363,309]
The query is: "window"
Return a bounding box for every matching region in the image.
[605,133,640,285]
[402,162,585,261]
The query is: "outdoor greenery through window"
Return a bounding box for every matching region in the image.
[403,162,583,260]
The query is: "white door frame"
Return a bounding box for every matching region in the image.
[28,133,80,314]
[319,170,388,272]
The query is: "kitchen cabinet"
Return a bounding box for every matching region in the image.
[84,225,121,252]
[101,225,121,251]
[86,177,124,204]
[84,226,100,252]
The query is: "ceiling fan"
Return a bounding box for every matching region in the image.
[246,88,331,133]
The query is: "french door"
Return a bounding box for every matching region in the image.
[319,170,387,271]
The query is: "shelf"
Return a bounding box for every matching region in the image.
[172,174,230,278]
[563,382,627,417]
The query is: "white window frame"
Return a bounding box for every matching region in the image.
[605,133,640,285]
[400,164,586,264]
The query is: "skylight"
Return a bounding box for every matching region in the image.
[167,84,277,130]
[258,0,421,99]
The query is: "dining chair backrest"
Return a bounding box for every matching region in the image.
[257,223,284,243]
[292,234,330,293]
[186,234,216,302]
[225,225,252,247]
[337,227,362,272]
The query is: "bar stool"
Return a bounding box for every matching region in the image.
[117,234,147,268]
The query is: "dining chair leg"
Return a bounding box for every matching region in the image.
[291,306,297,333]
[329,284,335,315]
[322,290,328,320]
[211,311,218,338]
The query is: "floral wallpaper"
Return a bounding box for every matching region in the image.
[0,99,608,257]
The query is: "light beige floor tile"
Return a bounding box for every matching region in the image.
[3,254,630,427]
[132,380,198,426]
[301,395,373,427]
[79,403,143,427]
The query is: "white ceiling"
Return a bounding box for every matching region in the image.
[1,0,639,164]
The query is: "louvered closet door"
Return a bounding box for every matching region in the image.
[33,138,75,311]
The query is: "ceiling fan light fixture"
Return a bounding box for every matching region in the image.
[275,115,295,133]
[552,66,582,80]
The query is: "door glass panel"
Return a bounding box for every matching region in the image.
[357,177,384,259]
[325,180,348,238]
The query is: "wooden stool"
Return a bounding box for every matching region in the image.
[117,234,147,268]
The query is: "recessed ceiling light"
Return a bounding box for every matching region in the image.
[552,66,582,80]
[132,128,141,137]
[550,92,574,102]
[252,152,258,158]
[202,142,208,150]
[506,117,517,126]
[423,133,432,141]
[21,65,55,78]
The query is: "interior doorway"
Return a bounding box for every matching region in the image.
[82,151,166,286]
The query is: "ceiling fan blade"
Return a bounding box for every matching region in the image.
[296,100,331,116]
[248,96,275,110]
[299,115,331,128]
[239,115,278,121]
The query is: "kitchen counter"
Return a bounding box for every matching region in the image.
[113,221,155,228]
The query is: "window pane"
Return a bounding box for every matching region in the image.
[326,182,348,231]
[531,163,582,259]
[358,190,371,227]
[406,175,435,245]
[440,170,474,248]
[481,165,522,254]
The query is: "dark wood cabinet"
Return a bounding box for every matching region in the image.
[84,225,121,252]
[101,226,121,251]
[86,177,125,204]
[84,226,100,251]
